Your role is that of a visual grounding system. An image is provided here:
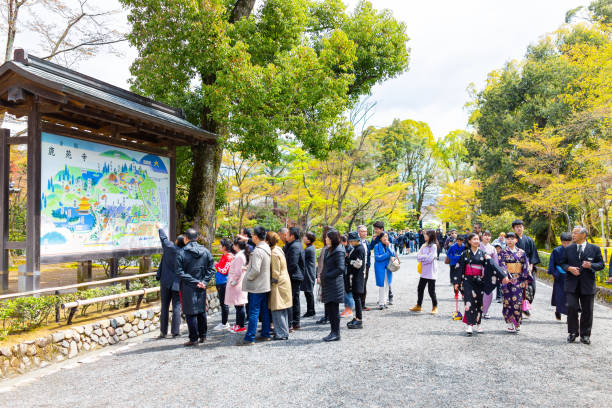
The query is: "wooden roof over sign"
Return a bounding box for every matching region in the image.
[0,49,216,155]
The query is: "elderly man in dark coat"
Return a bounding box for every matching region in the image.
[321,229,346,342]
[156,225,185,339]
[284,227,305,330]
[175,228,215,347]
[301,231,317,318]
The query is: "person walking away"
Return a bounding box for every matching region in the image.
[346,231,366,329]
[213,238,234,331]
[498,232,531,333]
[341,234,355,318]
[226,238,249,333]
[512,220,540,316]
[480,231,499,319]
[316,226,331,324]
[156,226,184,339]
[358,225,372,311]
[436,229,444,260]
[321,229,346,342]
[547,232,572,321]
[458,233,508,336]
[560,226,605,345]
[410,230,439,314]
[175,228,216,347]
[267,231,293,341]
[284,227,305,331]
[237,226,272,346]
[374,232,395,309]
[302,231,317,318]
[448,235,465,288]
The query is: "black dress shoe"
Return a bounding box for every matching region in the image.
[302,312,316,318]
[198,337,206,344]
[347,319,363,329]
[316,317,329,324]
[184,341,198,347]
[567,333,577,343]
[322,333,340,342]
[554,312,561,321]
[580,336,591,345]
[272,336,289,341]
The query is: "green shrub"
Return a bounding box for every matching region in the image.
[538,251,550,268]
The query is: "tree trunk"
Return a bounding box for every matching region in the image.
[184,141,223,248]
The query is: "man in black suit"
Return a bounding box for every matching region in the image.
[560,226,605,345]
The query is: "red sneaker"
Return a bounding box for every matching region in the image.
[234,326,246,333]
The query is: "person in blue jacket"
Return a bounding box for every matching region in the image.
[548,232,572,320]
[374,232,395,309]
[447,235,465,286]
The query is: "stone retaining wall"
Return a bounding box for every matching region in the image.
[0,288,221,380]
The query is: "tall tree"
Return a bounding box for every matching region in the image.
[120,0,410,245]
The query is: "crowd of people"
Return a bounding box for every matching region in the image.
[155,219,608,347]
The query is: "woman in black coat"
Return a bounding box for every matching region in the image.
[321,229,346,342]
[346,231,366,329]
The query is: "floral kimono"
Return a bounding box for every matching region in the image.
[498,247,532,329]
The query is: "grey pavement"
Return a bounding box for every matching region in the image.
[1,253,611,407]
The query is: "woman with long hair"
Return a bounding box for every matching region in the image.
[410,230,439,314]
[316,226,332,325]
[321,229,346,341]
[498,232,531,333]
[225,238,250,333]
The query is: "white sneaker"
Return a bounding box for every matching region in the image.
[466,325,473,336]
[213,323,229,331]
[507,323,516,332]
[476,324,483,333]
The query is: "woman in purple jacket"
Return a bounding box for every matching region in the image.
[410,230,439,314]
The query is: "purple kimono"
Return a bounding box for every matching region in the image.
[498,247,532,328]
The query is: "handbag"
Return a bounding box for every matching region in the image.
[417,261,422,274]
[444,256,450,265]
[388,255,401,272]
[522,287,531,311]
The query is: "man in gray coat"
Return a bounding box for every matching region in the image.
[175,228,215,347]
[238,226,271,346]
[156,225,184,339]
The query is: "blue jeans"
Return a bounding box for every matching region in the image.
[344,292,355,308]
[244,292,271,342]
[409,241,415,252]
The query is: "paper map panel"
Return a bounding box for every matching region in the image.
[40,132,170,256]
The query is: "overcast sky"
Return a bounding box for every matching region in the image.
[12,0,590,139]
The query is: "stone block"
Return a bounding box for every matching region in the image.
[102,328,109,338]
[115,316,126,326]
[32,356,41,367]
[144,320,151,327]
[68,341,78,358]
[110,319,117,329]
[125,314,135,323]
[90,334,99,343]
[84,325,93,336]
[61,340,69,349]
[107,327,115,336]
[56,355,65,362]
[98,337,108,346]
[147,310,155,319]
[108,336,117,345]
[35,337,49,348]
[75,326,85,334]
[92,323,100,330]
[137,321,145,330]
[115,327,123,336]
[136,330,143,335]
[123,323,133,332]
[83,342,91,351]
[22,356,31,368]
[93,329,103,337]
[100,320,110,329]
[143,327,150,334]
[119,334,127,341]
[112,335,119,343]
[127,331,136,338]
[132,318,140,326]
[18,343,28,355]
[26,345,37,357]
[0,347,11,357]
[59,347,68,356]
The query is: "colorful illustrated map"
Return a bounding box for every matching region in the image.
[40,132,170,256]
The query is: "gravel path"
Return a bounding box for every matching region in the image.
[1,254,611,407]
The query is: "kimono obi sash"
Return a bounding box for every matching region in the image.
[506,262,522,277]
[465,264,483,276]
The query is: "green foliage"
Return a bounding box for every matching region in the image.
[479,211,519,237]
[253,208,284,233]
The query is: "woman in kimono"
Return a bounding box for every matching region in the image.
[480,230,499,319]
[458,233,508,336]
[498,232,532,333]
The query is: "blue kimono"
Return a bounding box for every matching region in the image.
[547,245,567,315]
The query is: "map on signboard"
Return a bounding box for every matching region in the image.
[40,132,170,256]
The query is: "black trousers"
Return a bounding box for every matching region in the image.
[216,283,229,325]
[304,291,315,314]
[417,277,437,307]
[361,266,370,307]
[234,305,246,328]
[566,292,594,337]
[352,292,363,320]
[159,286,181,336]
[185,313,207,342]
[290,279,302,327]
[325,302,340,336]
